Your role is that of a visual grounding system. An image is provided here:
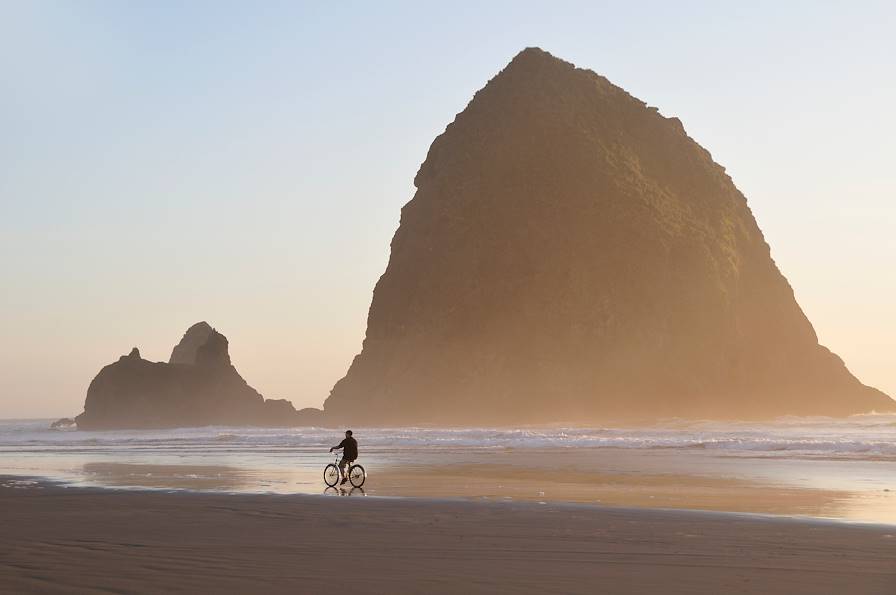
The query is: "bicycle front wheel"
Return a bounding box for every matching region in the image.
[324,464,340,487]
[349,464,366,488]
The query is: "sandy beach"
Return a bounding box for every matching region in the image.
[2,478,894,595]
[5,4,896,594]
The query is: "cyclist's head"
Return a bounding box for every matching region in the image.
[345,430,353,437]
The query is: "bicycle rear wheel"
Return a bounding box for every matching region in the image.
[349,464,366,488]
[324,464,340,487]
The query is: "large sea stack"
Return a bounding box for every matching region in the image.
[324,47,893,424]
[75,322,299,429]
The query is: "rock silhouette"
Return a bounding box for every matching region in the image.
[169,322,217,365]
[324,47,894,424]
[75,323,299,429]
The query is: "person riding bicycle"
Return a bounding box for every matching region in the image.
[329,430,358,485]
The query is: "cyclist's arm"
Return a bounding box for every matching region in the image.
[329,439,347,452]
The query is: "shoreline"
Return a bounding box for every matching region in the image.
[4,419,895,526]
[10,446,894,523]
[2,476,894,594]
[5,474,895,530]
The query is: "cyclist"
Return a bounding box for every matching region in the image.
[329,430,358,485]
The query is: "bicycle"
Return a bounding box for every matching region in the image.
[323,452,366,488]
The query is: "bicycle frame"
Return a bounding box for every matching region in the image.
[332,452,355,476]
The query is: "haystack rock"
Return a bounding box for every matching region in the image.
[75,322,300,429]
[324,47,894,424]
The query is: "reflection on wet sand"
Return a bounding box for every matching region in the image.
[324,486,366,497]
[83,462,253,491]
[61,450,896,523]
[367,464,867,521]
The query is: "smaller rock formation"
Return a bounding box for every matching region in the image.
[296,407,326,425]
[169,322,215,365]
[74,322,302,429]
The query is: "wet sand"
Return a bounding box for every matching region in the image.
[372,463,860,518]
[1,478,894,594]
[70,447,896,523]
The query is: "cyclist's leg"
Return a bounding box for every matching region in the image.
[338,456,348,480]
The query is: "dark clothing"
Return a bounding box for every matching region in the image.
[338,456,351,476]
[336,437,358,461]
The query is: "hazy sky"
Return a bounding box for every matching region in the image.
[2,1,894,418]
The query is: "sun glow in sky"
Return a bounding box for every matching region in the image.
[2,1,894,417]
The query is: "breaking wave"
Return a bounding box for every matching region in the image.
[1,413,895,459]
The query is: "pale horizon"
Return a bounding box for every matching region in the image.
[3,1,895,418]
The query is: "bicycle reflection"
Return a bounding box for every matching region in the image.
[324,486,366,497]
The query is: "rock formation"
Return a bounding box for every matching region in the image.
[75,323,300,429]
[324,47,894,424]
[169,321,217,365]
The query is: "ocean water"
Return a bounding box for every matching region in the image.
[3,414,896,455]
[1,414,894,497]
